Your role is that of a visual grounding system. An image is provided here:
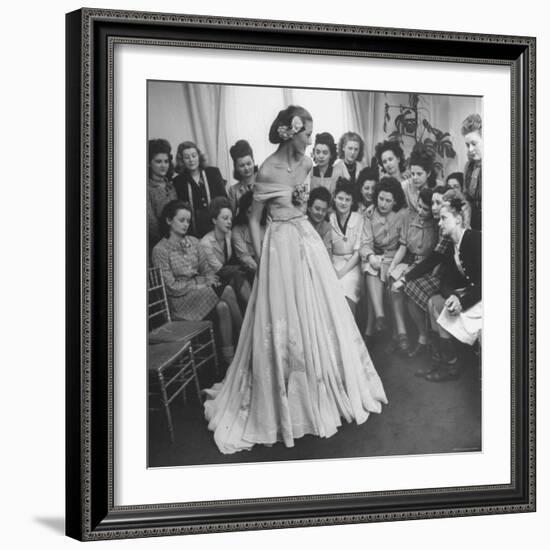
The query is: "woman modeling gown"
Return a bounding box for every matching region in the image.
[204,106,387,454]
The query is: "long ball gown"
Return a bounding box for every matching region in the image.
[203,178,387,454]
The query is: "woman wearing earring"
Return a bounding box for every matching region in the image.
[204,105,387,454]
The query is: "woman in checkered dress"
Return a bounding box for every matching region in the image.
[152,200,242,364]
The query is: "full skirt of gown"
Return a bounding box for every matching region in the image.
[203,215,388,454]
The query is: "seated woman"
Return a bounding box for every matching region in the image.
[148,138,177,253]
[392,187,468,364]
[227,139,257,216]
[333,131,366,187]
[356,166,378,218]
[387,187,438,355]
[200,197,252,310]
[151,200,241,365]
[374,140,407,183]
[401,143,439,214]
[360,177,408,342]
[309,132,339,194]
[425,198,481,381]
[329,178,364,315]
[446,172,464,192]
[172,141,227,238]
[231,191,266,281]
[306,186,333,258]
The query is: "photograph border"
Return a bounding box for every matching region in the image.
[65,7,536,541]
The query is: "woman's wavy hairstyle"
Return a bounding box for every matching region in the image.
[441,188,471,227]
[208,196,232,224]
[159,200,192,238]
[307,186,332,209]
[268,105,312,144]
[333,177,358,211]
[374,140,406,174]
[408,142,437,188]
[148,138,173,179]
[446,171,464,191]
[229,139,258,181]
[337,131,365,163]
[175,141,207,174]
[312,132,338,166]
[461,113,482,137]
[372,176,407,212]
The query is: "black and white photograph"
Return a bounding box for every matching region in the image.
[147,81,483,468]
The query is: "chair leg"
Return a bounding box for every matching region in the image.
[210,325,220,375]
[189,347,201,401]
[157,371,175,444]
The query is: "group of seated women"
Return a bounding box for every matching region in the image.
[148,113,482,382]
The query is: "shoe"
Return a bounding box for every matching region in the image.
[440,339,458,365]
[397,334,409,353]
[408,342,427,358]
[425,365,460,382]
[414,364,437,377]
[374,316,387,333]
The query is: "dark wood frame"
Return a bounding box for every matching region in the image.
[66,7,536,541]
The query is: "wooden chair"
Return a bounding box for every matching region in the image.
[148,266,219,376]
[148,340,199,443]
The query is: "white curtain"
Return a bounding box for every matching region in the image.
[148,82,482,183]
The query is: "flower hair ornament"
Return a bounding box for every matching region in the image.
[277,116,304,141]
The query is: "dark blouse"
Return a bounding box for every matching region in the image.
[172,166,227,238]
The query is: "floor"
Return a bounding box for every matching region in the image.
[148,338,481,468]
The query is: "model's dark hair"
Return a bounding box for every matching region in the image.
[461,113,482,136]
[268,105,312,144]
[175,141,207,173]
[208,196,232,223]
[159,200,192,238]
[307,186,332,208]
[312,132,338,166]
[373,176,406,212]
[338,131,365,162]
[446,171,464,191]
[374,140,406,173]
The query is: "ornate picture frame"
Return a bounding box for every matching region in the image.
[65,8,536,541]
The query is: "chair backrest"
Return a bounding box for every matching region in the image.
[148,266,172,330]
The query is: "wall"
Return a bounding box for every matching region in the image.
[1,1,545,549]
